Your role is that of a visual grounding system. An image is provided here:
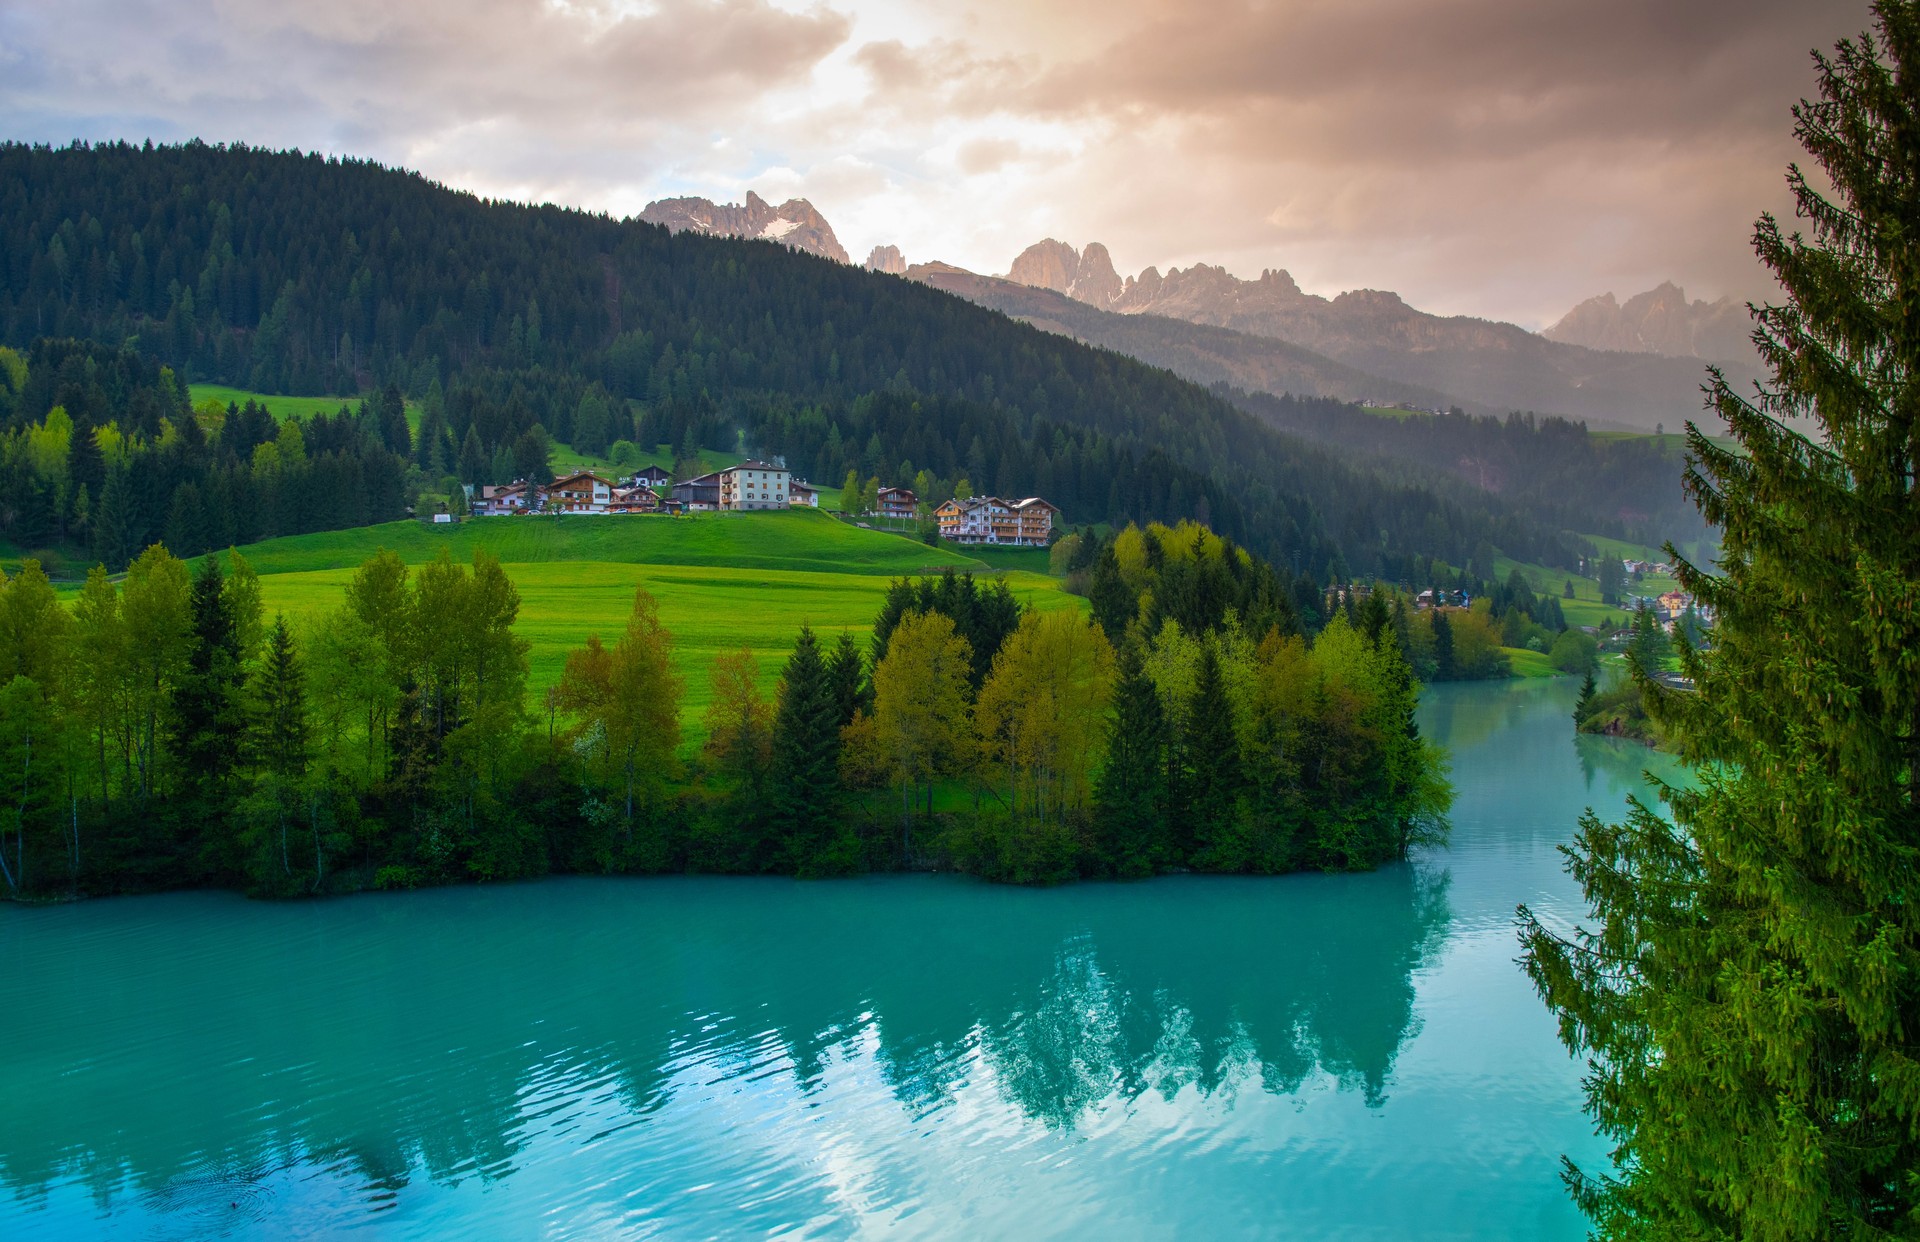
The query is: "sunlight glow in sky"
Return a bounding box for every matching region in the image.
[0,0,1871,325]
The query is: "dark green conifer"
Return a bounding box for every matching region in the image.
[1180,644,1243,866]
[1430,609,1455,681]
[92,466,137,571]
[826,631,869,726]
[1522,9,1920,1234]
[1093,644,1171,877]
[1088,544,1137,644]
[1626,603,1668,677]
[171,557,245,875]
[378,383,410,455]
[252,615,309,781]
[768,626,845,873]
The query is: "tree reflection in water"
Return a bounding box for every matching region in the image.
[0,868,1450,1223]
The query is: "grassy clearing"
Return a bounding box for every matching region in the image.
[550,441,744,480]
[209,509,988,578]
[959,544,1055,574]
[1504,646,1562,679]
[189,384,368,423]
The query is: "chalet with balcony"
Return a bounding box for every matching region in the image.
[935,495,1059,546]
[610,485,663,514]
[876,486,917,520]
[548,471,614,513]
[476,480,537,516]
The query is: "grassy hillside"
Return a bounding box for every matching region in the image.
[1496,541,1682,631]
[214,509,981,577]
[167,507,1080,721]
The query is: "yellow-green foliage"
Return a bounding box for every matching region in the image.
[1111,519,1247,593]
[975,610,1115,821]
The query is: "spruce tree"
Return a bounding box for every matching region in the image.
[1522,9,1920,1235]
[1626,602,1669,677]
[378,384,410,455]
[1179,643,1243,866]
[826,631,870,726]
[171,557,245,875]
[1430,608,1455,681]
[92,467,137,571]
[253,615,309,780]
[1094,644,1170,877]
[768,626,844,873]
[1573,666,1597,725]
[1088,544,1137,645]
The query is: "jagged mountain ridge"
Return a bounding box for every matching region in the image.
[1543,282,1754,361]
[638,190,849,264]
[1000,240,1753,429]
[904,262,1463,413]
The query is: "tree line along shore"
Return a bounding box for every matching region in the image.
[0,519,1452,898]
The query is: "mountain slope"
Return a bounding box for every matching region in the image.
[906,262,1461,412]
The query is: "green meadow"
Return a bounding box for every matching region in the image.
[214,509,984,577]
[160,508,1083,720]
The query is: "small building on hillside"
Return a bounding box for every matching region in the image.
[672,472,722,511]
[876,486,917,520]
[548,471,614,513]
[476,480,537,516]
[629,465,671,488]
[718,461,789,510]
[788,480,820,508]
[610,485,663,514]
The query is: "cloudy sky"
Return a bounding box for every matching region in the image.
[0,0,1872,326]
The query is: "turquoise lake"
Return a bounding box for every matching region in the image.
[0,678,1686,1239]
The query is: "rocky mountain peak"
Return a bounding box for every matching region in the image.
[637,190,850,264]
[1074,243,1123,308]
[865,244,907,275]
[1007,239,1080,295]
[1006,239,1128,309]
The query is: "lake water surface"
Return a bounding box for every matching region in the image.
[1,678,1686,1239]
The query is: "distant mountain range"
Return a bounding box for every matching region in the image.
[984,239,1750,430]
[1543,282,1755,361]
[902,261,1460,413]
[648,194,1749,430]
[638,191,849,264]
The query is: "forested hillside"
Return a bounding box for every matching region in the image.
[1228,390,1713,553]
[0,140,1593,576]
